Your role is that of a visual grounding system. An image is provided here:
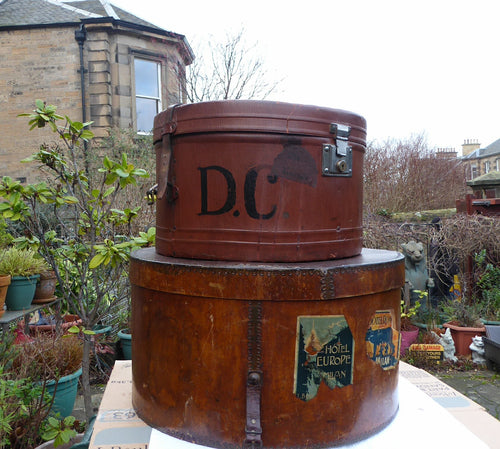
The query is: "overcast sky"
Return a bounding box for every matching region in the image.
[113,0,500,153]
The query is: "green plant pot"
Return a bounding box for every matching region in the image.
[481,318,500,326]
[118,329,132,360]
[93,324,112,336]
[5,274,40,311]
[46,368,82,417]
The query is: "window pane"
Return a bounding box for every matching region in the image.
[136,97,157,133]
[135,59,159,97]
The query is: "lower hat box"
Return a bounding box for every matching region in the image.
[130,248,404,448]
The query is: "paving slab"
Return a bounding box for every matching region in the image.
[435,370,500,419]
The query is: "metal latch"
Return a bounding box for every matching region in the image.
[322,123,352,177]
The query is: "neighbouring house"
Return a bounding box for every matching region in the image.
[456,171,500,216]
[461,138,500,181]
[0,0,194,183]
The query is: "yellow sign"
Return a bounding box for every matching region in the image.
[409,344,444,362]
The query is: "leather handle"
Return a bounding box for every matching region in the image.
[245,371,263,448]
[155,135,172,200]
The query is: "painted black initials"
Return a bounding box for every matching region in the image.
[198,165,277,220]
[244,165,277,219]
[198,166,236,215]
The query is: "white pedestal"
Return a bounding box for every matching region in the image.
[149,377,489,449]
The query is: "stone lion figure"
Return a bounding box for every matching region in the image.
[401,240,435,292]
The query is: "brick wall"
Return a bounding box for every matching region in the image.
[0,23,187,183]
[0,27,82,182]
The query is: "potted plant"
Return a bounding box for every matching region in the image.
[0,100,151,420]
[400,297,420,356]
[28,312,82,336]
[13,328,84,418]
[0,247,49,311]
[0,333,84,449]
[442,299,486,357]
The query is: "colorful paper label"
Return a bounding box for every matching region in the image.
[294,315,354,402]
[365,310,400,370]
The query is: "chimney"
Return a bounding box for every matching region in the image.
[461,139,480,157]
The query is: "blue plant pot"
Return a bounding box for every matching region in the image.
[5,274,40,311]
[46,368,82,417]
[118,329,132,360]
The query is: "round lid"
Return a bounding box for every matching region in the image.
[153,100,366,146]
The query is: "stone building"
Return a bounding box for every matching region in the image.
[0,0,194,182]
[461,138,500,180]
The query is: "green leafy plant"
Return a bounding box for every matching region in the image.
[0,100,152,420]
[0,247,48,277]
[40,416,77,448]
[401,298,421,331]
[474,250,500,321]
[440,298,482,328]
[0,334,54,449]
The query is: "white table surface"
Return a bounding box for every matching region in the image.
[149,376,490,449]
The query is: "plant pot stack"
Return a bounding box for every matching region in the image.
[130,101,405,448]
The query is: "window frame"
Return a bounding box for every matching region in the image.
[133,56,163,134]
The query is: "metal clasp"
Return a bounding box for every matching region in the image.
[322,123,352,177]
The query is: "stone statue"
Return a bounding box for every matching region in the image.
[432,328,457,363]
[402,240,435,306]
[470,336,486,365]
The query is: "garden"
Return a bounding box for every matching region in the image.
[0,102,499,448]
[0,101,154,448]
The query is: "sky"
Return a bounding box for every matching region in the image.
[112,0,500,154]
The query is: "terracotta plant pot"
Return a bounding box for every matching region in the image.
[0,274,11,318]
[29,314,82,336]
[443,322,486,357]
[34,270,57,300]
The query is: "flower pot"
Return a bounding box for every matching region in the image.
[5,274,40,311]
[443,322,486,357]
[35,434,84,449]
[118,329,132,360]
[0,274,11,317]
[481,318,500,326]
[29,314,82,336]
[400,324,419,355]
[46,368,82,417]
[34,270,57,300]
[414,322,444,330]
[93,324,112,336]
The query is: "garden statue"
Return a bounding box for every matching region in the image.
[470,336,486,365]
[433,328,457,363]
[401,240,434,306]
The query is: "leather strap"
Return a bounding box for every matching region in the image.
[245,302,263,447]
[155,105,178,200]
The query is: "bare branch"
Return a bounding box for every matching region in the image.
[185,29,281,102]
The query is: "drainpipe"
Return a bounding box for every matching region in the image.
[74,24,89,173]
